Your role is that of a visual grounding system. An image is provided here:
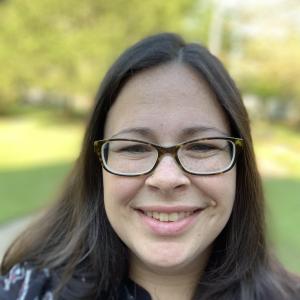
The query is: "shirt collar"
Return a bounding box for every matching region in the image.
[120,277,152,300]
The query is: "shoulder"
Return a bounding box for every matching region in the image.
[0,262,53,300]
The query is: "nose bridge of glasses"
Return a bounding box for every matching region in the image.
[154,145,186,173]
[156,144,180,161]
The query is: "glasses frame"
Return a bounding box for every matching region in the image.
[94,137,243,177]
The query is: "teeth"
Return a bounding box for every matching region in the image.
[145,211,195,222]
[159,213,168,222]
[168,213,179,222]
[146,211,153,218]
[153,212,160,219]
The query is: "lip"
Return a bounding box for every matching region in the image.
[134,205,202,213]
[135,208,203,236]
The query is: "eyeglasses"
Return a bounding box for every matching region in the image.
[93,137,243,176]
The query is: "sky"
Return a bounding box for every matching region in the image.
[221,0,300,36]
[223,0,292,8]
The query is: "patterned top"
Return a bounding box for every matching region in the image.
[0,263,151,300]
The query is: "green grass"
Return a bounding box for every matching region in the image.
[264,178,300,274]
[0,162,72,223]
[0,110,83,223]
[0,109,84,169]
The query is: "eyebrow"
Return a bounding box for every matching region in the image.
[111,127,155,139]
[110,126,229,140]
[180,126,228,138]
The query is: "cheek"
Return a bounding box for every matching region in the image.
[191,171,236,248]
[103,172,144,207]
[192,170,236,211]
[102,172,145,245]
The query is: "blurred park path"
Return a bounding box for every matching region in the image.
[0,215,35,263]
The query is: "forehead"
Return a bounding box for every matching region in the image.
[104,63,230,142]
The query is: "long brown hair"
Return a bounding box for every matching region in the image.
[2,33,299,299]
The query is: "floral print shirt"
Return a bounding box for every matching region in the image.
[0,263,53,300]
[0,262,151,300]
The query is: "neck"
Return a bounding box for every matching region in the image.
[129,249,211,300]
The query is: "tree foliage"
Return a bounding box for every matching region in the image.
[235,35,300,102]
[1,0,298,116]
[0,0,204,111]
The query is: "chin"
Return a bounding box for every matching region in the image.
[136,241,212,273]
[140,250,197,272]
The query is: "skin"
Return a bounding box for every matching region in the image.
[103,63,236,300]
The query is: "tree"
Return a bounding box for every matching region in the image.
[1,0,206,113]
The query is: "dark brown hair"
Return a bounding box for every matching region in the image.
[1,33,299,299]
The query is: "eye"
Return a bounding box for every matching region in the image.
[185,142,220,152]
[117,144,152,153]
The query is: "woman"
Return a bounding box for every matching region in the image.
[1,33,299,300]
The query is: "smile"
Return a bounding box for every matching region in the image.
[141,209,202,222]
[135,208,203,236]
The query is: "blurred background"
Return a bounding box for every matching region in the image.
[0,0,299,272]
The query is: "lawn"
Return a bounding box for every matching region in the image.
[0,108,84,169]
[264,178,300,274]
[0,162,72,222]
[0,108,83,221]
[0,112,300,273]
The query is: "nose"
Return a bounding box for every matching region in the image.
[145,155,191,194]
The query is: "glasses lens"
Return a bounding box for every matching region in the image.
[178,139,235,174]
[101,140,158,175]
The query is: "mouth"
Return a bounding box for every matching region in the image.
[134,208,203,236]
[136,208,203,222]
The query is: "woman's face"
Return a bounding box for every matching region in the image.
[103,63,236,275]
